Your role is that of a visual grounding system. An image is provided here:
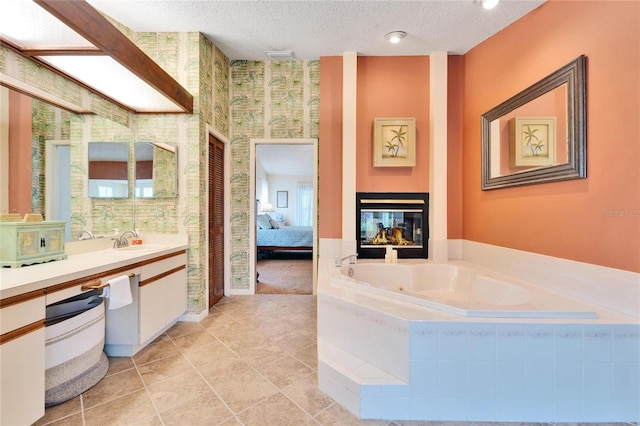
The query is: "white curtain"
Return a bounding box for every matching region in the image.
[295,182,313,226]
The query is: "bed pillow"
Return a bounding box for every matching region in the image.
[269,219,280,229]
[256,214,273,229]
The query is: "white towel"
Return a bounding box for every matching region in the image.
[101,275,132,310]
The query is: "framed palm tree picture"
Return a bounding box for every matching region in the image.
[509,116,556,167]
[373,117,416,167]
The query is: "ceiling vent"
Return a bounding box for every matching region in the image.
[265,50,294,60]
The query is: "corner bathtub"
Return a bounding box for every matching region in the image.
[331,262,597,319]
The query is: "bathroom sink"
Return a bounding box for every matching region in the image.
[107,244,169,254]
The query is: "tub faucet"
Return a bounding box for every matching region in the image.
[77,230,95,240]
[113,230,138,248]
[335,254,357,267]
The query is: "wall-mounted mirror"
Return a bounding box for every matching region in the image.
[88,142,130,198]
[134,142,177,198]
[481,55,586,190]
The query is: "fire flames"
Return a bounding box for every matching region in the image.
[369,225,412,246]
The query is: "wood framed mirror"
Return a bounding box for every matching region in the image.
[481,55,586,190]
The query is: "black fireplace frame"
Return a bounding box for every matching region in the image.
[356,192,429,259]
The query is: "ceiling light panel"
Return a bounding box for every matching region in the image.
[0,0,94,49]
[39,56,184,112]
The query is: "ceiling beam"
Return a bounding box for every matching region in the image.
[34,0,193,114]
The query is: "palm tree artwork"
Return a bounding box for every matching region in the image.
[522,124,547,157]
[383,125,408,158]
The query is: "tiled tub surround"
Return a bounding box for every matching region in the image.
[317,241,640,422]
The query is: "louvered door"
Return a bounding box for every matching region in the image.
[208,135,224,306]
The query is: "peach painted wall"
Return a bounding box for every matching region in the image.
[319,56,343,239]
[463,1,640,272]
[355,56,430,193]
[447,56,464,240]
[8,91,32,215]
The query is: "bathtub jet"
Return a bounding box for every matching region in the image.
[331,262,598,319]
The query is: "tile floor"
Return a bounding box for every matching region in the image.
[35,294,638,426]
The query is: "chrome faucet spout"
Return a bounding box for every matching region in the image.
[113,230,138,248]
[335,253,358,267]
[77,230,95,240]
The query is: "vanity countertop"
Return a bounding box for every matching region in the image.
[0,234,188,300]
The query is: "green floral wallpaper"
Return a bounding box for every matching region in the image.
[3,30,319,309]
[228,60,320,289]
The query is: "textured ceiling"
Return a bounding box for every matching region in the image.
[88,0,545,60]
[257,144,315,177]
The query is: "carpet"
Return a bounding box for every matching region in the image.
[256,251,312,294]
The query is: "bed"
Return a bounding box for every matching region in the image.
[256,214,313,251]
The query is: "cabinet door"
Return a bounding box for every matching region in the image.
[138,279,166,344]
[0,328,45,425]
[17,229,41,258]
[139,268,187,344]
[0,296,46,425]
[43,228,65,254]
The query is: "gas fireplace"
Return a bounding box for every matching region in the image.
[356,192,429,259]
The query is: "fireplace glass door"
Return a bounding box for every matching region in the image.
[356,192,428,259]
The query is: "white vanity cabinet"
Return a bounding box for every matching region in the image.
[0,292,46,425]
[139,252,187,343]
[105,251,187,356]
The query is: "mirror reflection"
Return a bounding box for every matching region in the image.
[134,142,177,198]
[488,84,567,178]
[481,55,586,190]
[2,87,136,241]
[88,142,130,198]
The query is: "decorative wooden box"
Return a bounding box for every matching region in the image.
[0,221,67,268]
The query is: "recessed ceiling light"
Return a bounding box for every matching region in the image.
[385,31,407,44]
[475,0,500,10]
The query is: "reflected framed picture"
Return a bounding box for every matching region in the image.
[277,190,288,208]
[509,116,556,167]
[373,117,416,167]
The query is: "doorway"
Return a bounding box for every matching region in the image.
[45,140,71,241]
[249,138,318,295]
[208,134,224,307]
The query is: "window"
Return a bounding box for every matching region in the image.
[295,182,313,226]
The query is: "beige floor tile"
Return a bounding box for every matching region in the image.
[218,417,243,426]
[292,342,318,369]
[83,389,157,426]
[133,339,180,366]
[159,390,235,425]
[237,392,316,426]
[41,412,83,426]
[105,356,135,376]
[208,369,279,414]
[315,402,388,425]
[282,373,334,417]
[257,354,315,389]
[165,320,205,338]
[137,353,194,386]
[197,354,257,383]
[81,367,144,409]
[172,328,218,351]
[271,330,316,355]
[180,339,238,367]
[131,414,164,425]
[234,342,288,369]
[146,369,213,412]
[36,396,82,425]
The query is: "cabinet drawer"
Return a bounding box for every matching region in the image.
[140,252,187,281]
[0,295,45,335]
[46,268,139,306]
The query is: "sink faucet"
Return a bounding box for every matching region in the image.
[335,253,357,267]
[113,230,138,248]
[77,230,95,240]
